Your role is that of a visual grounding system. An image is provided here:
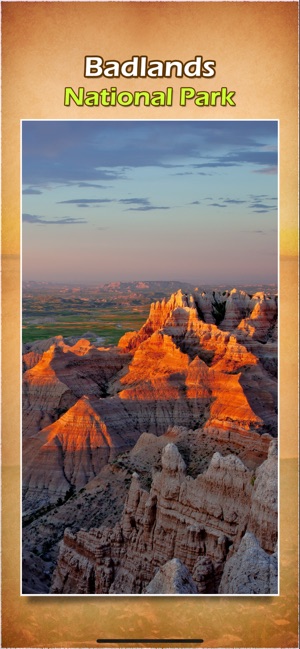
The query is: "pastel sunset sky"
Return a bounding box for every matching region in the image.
[22,120,278,284]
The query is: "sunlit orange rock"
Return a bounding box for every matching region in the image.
[23,288,278,516]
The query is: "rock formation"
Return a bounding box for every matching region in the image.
[144,558,198,594]
[23,395,140,514]
[23,287,278,594]
[51,441,278,595]
[23,289,277,513]
[218,533,278,595]
[23,339,132,437]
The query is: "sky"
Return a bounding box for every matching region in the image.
[22,120,278,285]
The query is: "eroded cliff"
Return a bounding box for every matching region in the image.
[51,440,277,595]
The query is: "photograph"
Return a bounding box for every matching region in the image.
[22,119,278,597]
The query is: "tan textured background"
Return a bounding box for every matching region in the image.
[1,2,299,647]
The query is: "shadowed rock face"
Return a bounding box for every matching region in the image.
[218,532,278,595]
[51,441,278,595]
[23,339,132,438]
[22,395,141,514]
[144,558,198,594]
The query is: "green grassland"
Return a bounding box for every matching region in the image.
[22,306,150,346]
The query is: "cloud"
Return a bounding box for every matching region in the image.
[208,203,227,208]
[22,120,278,187]
[239,195,278,214]
[253,166,277,175]
[126,205,170,212]
[198,194,277,213]
[249,202,274,209]
[57,198,112,205]
[119,198,171,211]
[118,198,150,206]
[76,182,109,189]
[248,201,277,213]
[57,196,162,210]
[223,199,246,204]
[192,149,277,170]
[186,194,277,214]
[249,194,269,199]
[171,172,194,176]
[171,171,212,177]
[241,230,266,234]
[22,213,87,225]
[22,188,43,195]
